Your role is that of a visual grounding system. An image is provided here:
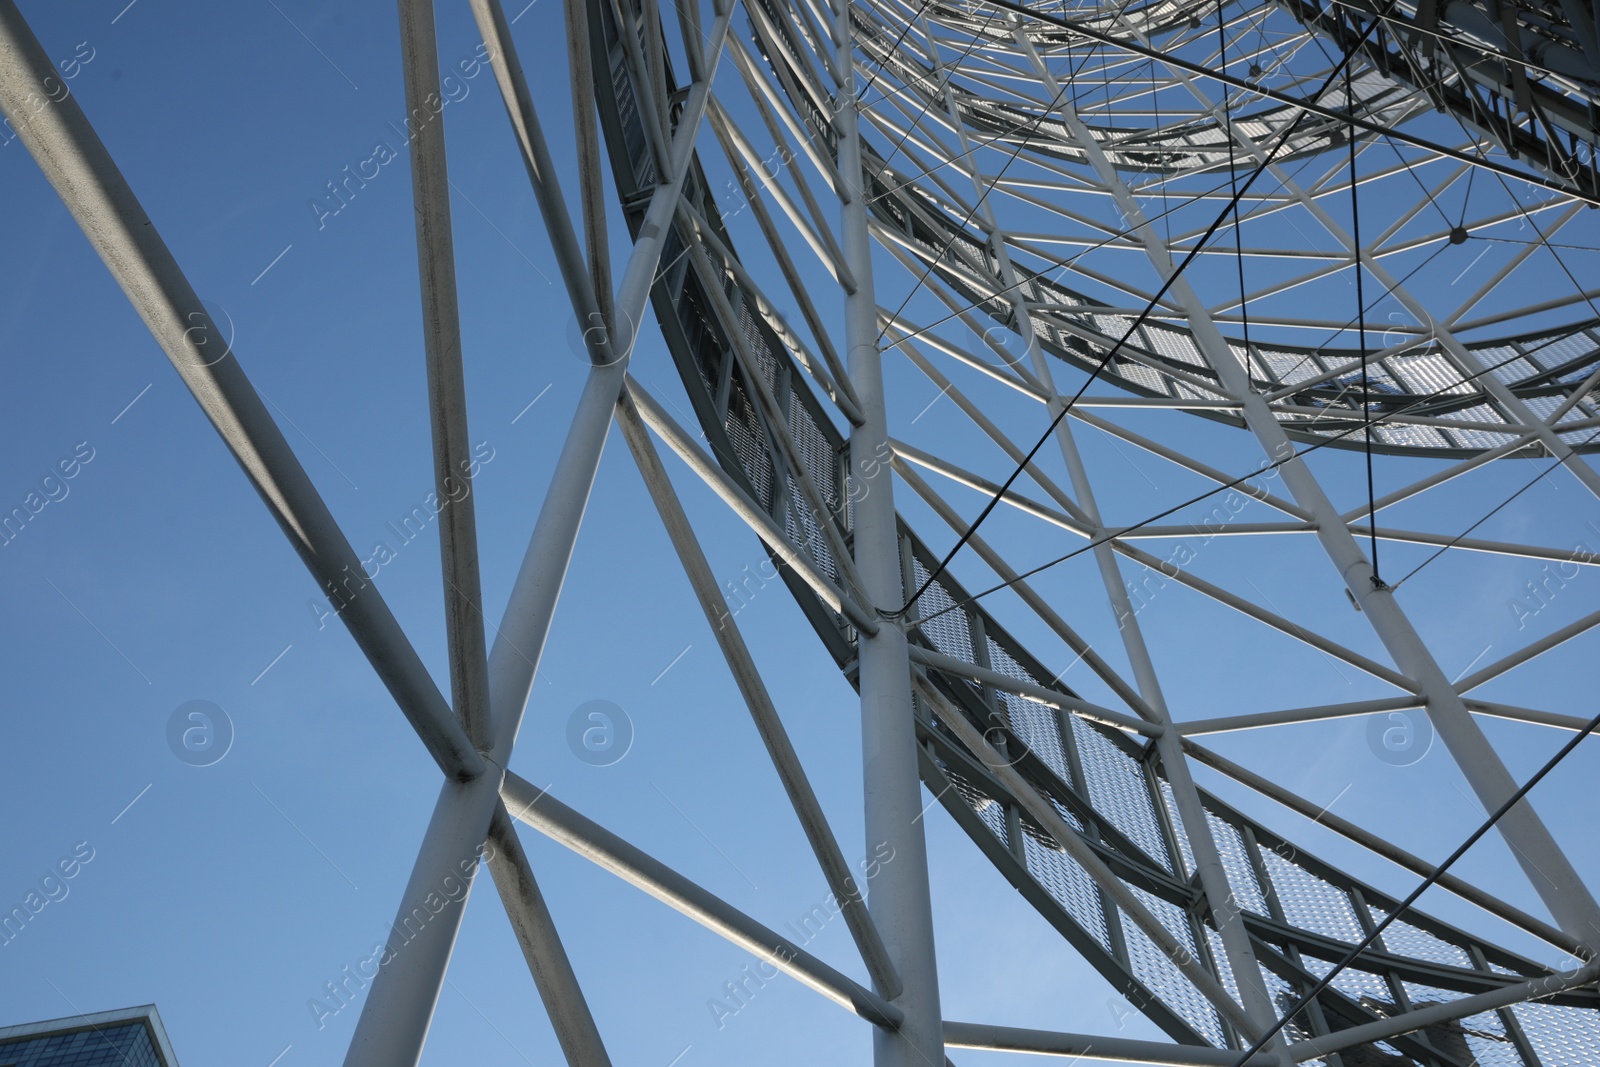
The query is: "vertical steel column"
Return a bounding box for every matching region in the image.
[342,9,519,1055]
[832,2,946,1063]
[398,0,494,751]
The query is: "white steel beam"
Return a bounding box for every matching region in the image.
[1463,700,1596,733]
[487,361,625,756]
[891,459,1160,719]
[892,456,1408,714]
[726,34,843,195]
[344,770,504,1067]
[906,644,1160,737]
[485,805,614,1067]
[835,0,947,1059]
[943,1021,1276,1065]
[615,390,903,998]
[725,32,852,252]
[1337,433,1541,522]
[1096,539,1415,689]
[1282,961,1600,1063]
[626,377,879,633]
[566,0,613,321]
[676,201,863,424]
[470,0,617,365]
[882,313,1052,403]
[1182,739,1585,955]
[500,773,904,1028]
[1355,525,1600,566]
[708,95,856,290]
[0,0,485,783]
[1176,697,1422,736]
[1065,408,1310,521]
[1454,606,1600,695]
[399,0,494,751]
[889,440,1095,539]
[681,237,871,598]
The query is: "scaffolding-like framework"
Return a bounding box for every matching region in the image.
[2,0,1598,1062]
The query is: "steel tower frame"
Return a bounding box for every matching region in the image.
[3,0,1599,1062]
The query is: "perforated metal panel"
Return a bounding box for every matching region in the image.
[1513,1001,1600,1067]
[1260,849,1367,944]
[1070,716,1176,875]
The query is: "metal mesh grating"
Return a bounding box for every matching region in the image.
[787,389,840,511]
[1256,965,1329,1066]
[606,42,656,189]
[996,688,1074,785]
[1069,716,1174,872]
[980,635,1075,785]
[1368,908,1474,969]
[1203,924,1239,1005]
[1399,981,1525,1067]
[722,369,776,511]
[1207,811,1268,916]
[1021,820,1113,951]
[1156,777,1195,880]
[785,478,840,583]
[948,765,1009,850]
[909,555,977,662]
[1259,849,1365,943]
[1513,1001,1600,1067]
[1122,888,1227,1046]
[739,298,780,387]
[1299,955,1419,1034]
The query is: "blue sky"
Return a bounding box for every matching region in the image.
[1,2,1597,1066]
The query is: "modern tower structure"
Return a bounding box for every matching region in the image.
[0,0,1596,1063]
[0,1006,182,1067]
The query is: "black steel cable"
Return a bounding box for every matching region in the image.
[967,0,1600,205]
[1226,705,1600,1065]
[856,0,933,101]
[1389,423,1600,590]
[1219,0,1256,426]
[904,340,1548,630]
[1345,37,1382,585]
[872,0,1138,349]
[864,4,1010,179]
[888,0,1403,618]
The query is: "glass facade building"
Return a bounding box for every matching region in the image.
[0,1006,179,1067]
